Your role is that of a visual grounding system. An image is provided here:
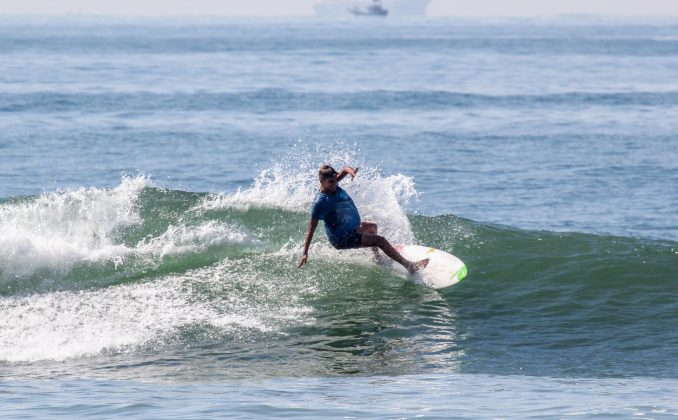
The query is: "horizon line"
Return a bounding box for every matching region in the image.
[2,12,678,18]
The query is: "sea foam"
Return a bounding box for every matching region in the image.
[0,176,248,287]
[0,260,314,362]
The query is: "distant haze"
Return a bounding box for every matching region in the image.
[1,0,677,16]
[429,0,678,16]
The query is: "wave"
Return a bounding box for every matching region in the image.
[0,177,251,294]
[3,90,678,113]
[0,171,675,370]
[4,176,673,297]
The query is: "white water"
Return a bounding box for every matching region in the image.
[0,257,315,362]
[0,176,249,283]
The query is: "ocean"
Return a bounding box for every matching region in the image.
[1,15,677,418]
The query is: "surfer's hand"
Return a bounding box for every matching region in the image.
[337,166,359,182]
[298,254,308,268]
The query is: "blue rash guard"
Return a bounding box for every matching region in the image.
[311,186,362,248]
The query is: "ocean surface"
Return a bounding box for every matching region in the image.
[1,15,677,418]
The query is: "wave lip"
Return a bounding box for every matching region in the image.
[0,176,146,281]
[0,177,250,294]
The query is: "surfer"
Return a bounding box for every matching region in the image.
[298,164,429,273]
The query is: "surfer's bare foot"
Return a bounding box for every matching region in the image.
[407,258,429,274]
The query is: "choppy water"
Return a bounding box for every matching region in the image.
[1,16,677,418]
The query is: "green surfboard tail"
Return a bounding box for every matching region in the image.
[456,264,468,283]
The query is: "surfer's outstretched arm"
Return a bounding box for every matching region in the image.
[336,166,359,182]
[298,219,319,268]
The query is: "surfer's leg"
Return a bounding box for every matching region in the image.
[357,222,381,262]
[361,234,429,273]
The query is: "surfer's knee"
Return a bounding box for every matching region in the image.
[367,222,378,234]
[359,221,378,235]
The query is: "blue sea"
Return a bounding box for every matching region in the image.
[1,15,677,418]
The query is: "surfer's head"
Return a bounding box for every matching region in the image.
[319,165,338,180]
[319,164,338,193]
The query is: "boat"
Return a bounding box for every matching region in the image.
[314,0,431,18]
[348,0,388,16]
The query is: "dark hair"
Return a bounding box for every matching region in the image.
[319,164,338,180]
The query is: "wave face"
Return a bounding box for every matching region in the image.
[1,173,676,381]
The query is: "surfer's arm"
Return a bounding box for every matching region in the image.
[298,219,319,268]
[336,166,359,182]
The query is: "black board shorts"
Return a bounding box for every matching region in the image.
[333,229,364,250]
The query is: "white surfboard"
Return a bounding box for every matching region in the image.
[394,244,467,289]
